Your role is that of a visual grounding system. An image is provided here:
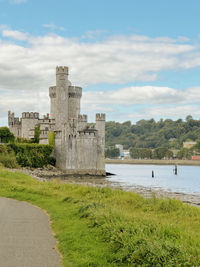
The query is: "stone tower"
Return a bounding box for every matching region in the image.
[8,66,106,176]
[49,66,69,129]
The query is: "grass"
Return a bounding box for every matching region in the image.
[0,167,200,266]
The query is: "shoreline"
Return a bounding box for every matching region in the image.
[18,167,200,208]
[105,158,200,166]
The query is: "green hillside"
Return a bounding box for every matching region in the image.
[105,116,200,149]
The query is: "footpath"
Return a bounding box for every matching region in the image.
[0,197,60,267]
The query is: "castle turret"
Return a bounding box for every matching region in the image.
[96,113,106,146]
[21,112,39,139]
[68,86,82,119]
[95,113,106,173]
[49,86,56,119]
[54,66,69,129]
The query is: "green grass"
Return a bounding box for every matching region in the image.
[0,167,200,266]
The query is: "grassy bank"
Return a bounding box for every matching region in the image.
[0,167,200,266]
[106,158,200,166]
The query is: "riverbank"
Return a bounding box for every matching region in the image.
[18,166,200,208]
[106,158,200,165]
[0,166,200,266]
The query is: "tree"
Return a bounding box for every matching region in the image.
[0,127,15,143]
[177,148,192,160]
[130,147,139,159]
[152,147,173,159]
[186,115,193,122]
[105,147,120,158]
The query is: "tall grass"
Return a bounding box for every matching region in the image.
[0,167,199,266]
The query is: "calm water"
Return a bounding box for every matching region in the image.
[106,164,200,194]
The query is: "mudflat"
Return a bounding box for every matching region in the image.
[0,197,60,267]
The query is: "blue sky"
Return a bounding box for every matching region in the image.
[1,0,200,125]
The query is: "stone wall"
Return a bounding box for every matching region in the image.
[21,112,39,139]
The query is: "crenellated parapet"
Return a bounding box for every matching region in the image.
[56,66,68,75]
[8,110,21,126]
[78,128,97,137]
[22,112,39,119]
[49,86,56,98]
[78,114,88,122]
[68,86,82,98]
[96,113,106,121]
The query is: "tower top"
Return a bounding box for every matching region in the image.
[56,66,69,75]
[96,113,106,121]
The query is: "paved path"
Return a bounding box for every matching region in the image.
[0,197,60,267]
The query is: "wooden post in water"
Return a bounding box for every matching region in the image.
[152,170,154,178]
[174,165,177,175]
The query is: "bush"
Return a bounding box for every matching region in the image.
[15,137,34,143]
[0,127,15,143]
[9,143,55,168]
[0,154,19,168]
[0,144,18,168]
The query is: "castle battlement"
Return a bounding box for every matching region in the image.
[22,112,39,119]
[56,66,68,75]
[68,86,82,98]
[78,114,87,122]
[96,113,106,121]
[78,130,97,137]
[8,111,21,126]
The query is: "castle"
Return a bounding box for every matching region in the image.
[8,66,106,175]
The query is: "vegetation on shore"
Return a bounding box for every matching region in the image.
[0,167,199,266]
[0,127,56,168]
[105,116,200,149]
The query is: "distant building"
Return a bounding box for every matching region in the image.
[123,150,130,159]
[191,155,200,160]
[183,141,196,149]
[115,144,123,154]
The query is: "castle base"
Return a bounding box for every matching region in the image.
[60,169,106,177]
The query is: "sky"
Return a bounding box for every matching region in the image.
[1,0,200,126]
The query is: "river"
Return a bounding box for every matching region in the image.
[106,164,200,194]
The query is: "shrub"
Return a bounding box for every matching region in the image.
[9,143,55,168]
[15,137,34,143]
[0,154,18,168]
[0,144,18,168]
[0,127,15,143]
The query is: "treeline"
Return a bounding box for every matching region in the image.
[105,115,200,149]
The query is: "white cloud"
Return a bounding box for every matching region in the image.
[82,86,200,106]
[0,29,200,124]
[0,31,196,91]
[126,105,200,121]
[43,23,65,31]
[2,30,28,40]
